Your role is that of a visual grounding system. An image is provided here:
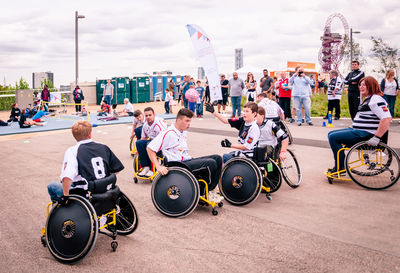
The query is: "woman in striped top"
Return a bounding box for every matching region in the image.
[327,76,392,173]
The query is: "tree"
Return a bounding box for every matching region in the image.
[370,36,399,74]
[40,78,55,90]
[340,34,367,69]
[15,77,29,90]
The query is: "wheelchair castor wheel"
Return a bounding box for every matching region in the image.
[266,194,272,201]
[218,202,223,208]
[212,209,218,216]
[111,240,118,252]
[328,178,333,184]
[41,235,47,247]
[133,177,138,184]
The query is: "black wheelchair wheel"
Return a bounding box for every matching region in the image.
[280,121,293,145]
[45,195,98,264]
[113,192,138,235]
[262,160,282,193]
[279,149,301,188]
[151,167,200,218]
[219,157,262,206]
[345,141,400,190]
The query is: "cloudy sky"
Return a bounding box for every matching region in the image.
[1,0,399,87]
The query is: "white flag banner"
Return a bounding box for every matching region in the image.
[186,24,222,101]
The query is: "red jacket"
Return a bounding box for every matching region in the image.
[278,78,291,98]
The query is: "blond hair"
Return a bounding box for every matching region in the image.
[386,69,395,79]
[72,121,92,141]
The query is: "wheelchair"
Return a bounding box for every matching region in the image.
[151,159,223,218]
[219,145,302,206]
[130,135,137,157]
[266,118,293,145]
[325,141,400,190]
[132,151,163,183]
[41,174,139,264]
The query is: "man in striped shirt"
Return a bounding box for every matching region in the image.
[327,76,391,173]
[324,70,343,120]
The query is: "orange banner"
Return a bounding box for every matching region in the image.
[287,61,316,70]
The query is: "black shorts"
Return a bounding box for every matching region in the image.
[218,94,228,105]
[128,112,134,116]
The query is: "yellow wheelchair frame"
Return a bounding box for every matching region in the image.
[130,135,137,156]
[325,146,385,183]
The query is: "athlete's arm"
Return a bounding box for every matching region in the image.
[375,118,391,138]
[62,177,72,196]
[230,144,248,151]
[279,138,289,161]
[147,148,168,175]
[212,111,229,124]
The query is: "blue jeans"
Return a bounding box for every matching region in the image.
[328,128,373,169]
[104,95,112,105]
[231,96,242,116]
[136,139,152,167]
[135,126,142,139]
[182,94,188,108]
[164,101,170,114]
[383,94,396,117]
[293,96,311,124]
[223,151,237,163]
[196,102,203,116]
[188,102,196,112]
[47,181,64,201]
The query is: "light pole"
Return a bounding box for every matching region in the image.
[349,28,361,70]
[75,11,85,86]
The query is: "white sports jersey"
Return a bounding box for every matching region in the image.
[258,98,283,119]
[141,116,167,139]
[328,77,343,100]
[147,124,192,162]
[352,94,392,134]
[132,116,144,127]
[258,120,288,147]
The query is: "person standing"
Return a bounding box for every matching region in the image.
[289,67,313,126]
[260,69,273,93]
[229,72,245,118]
[41,84,51,111]
[278,72,293,122]
[195,80,205,118]
[344,61,365,120]
[324,70,343,120]
[180,75,192,109]
[73,85,84,112]
[380,69,399,118]
[103,79,114,106]
[218,75,229,114]
[204,79,211,104]
[245,72,257,102]
[164,89,172,114]
[168,79,175,95]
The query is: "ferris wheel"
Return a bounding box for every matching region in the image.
[318,13,349,75]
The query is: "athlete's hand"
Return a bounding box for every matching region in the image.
[205,103,215,113]
[157,166,169,176]
[221,139,232,148]
[57,195,69,206]
[279,151,287,161]
[367,136,380,146]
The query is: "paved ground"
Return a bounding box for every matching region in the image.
[0,107,400,272]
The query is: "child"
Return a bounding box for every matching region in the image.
[257,92,284,122]
[99,104,119,121]
[185,85,199,113]
[131,110,144,139]
[206,102,260,163]
[164,89,172,114]
[8,103,21,122]
[195,81,205,118]
[98,101,110,116]
[19,109,44,128]
[32,105,53,122]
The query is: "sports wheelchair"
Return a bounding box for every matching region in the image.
[325,141,400,190]
[267,118,293,145]
[129,135,137,156]
[41,174,139,264]
[132,151,163,183]
[151,159,224,218]
[219,144,302,206]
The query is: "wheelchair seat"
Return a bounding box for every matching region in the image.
[88,173,117,194]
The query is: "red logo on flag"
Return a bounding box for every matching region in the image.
[382,106,388,112]
[247,137,253,144]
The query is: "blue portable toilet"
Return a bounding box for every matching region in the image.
[162,76,168,100]
[152,77,158,100]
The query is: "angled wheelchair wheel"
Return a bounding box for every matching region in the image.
[345,141,400,190]
[130,136,137,156]
[151,167,200,218]
[112,192,138,235]
[262,160,282,193]
[280,149,301,188]
[280,121,293,145]
[219,157,262,206]
[132,154,140,174]
[45,195,98,264]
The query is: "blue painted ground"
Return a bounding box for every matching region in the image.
[0,113,176,136]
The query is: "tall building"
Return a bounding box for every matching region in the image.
[235,48,243,70]
[197,67,205,79]
[32,71,54,89]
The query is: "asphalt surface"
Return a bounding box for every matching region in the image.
[0,114,399,272]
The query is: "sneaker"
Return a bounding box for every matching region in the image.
[146,170,154,177]
[323,116,328,119]
[138,166,150,176]
[307,122,313,126]
[208,191,217,202]
[290,118,295,123]
[297,123,302,126]
[302,118,305,123]
[334,117,340,120]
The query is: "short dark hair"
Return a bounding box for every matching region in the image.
[243,102,258,113]
[144,107,154,113]
[257,107,265,116]
[133,110,142,117]
[263,69,268,72]
[112,104,118,109]
[352,60,360,65]
[257,92,267,98]
[196,80,201,83]
[177,108,194,119]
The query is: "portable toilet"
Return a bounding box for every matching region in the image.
[96,79,108,105]
[112,77,130,104]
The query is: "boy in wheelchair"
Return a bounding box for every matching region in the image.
[206,102,260,163]
[147,108,224,203]
[327,76,392,174]
[47,120,124,204]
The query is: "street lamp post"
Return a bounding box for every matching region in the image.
[349,28,361,70]
[75,11,85,86]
